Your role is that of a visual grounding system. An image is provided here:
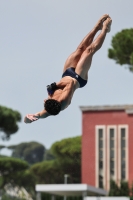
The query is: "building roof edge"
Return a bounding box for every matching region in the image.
[79,104,133,113]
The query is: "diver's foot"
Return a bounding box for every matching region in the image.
[95,14,109,30]
[103,17,112,33]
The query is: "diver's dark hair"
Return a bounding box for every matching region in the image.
[44,99,61,115]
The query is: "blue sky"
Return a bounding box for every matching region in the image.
[0,0,133,155]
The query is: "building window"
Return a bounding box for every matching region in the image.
[95,125,128,190]
[121,128,126,180]
[118,125,128,184]
[99,175,103,188]
[110,128,115,178]
[98,128,103,188]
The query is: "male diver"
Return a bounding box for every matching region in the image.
[24,14,112,124]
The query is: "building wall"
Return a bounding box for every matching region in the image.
[81,110,133,190]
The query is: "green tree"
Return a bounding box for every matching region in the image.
[119,181,129,196]
[0,106,21,140]
[41,193,82,200]
[0,157,36,198]
[8,141,45,165]
[108,28,133,72]
[51,136,81,183]
[130,182,133,197]
[31,136,81,184]
[109,180,120,196]
[109,180,130,197]
[44,149,55,161]
[0,157,28,188]
[30,160,64,184]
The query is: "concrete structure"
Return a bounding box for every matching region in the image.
[84,198,129,200]
[36,184,107,200]
[80,105,133,191]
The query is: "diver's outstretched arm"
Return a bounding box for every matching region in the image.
[24,109,50,124]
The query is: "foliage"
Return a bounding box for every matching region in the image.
[0,106,21,140]
[30,160,64,184]
[0,155,8,158]
[0,136,81,198]
[109,180,120,196]
[0,157,29,188]
[1,194,26,200]
[0,157,36,199]
[44,149,55,161]
[0,157,28,175]
[108,28,133,72]
[109,180,130,196]
[51,136,81,163]
[51,136,81,183]
[130,183,133,197]
[120,181,130,196]
[41,193,82,200]
[31,136,81,184]
[8,141,45,165]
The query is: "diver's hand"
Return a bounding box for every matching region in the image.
[24,114,39,123]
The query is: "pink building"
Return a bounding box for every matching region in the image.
[80,105,133,191]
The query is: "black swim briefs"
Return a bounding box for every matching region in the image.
[62,67,87,88]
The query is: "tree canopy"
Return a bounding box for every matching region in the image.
[30,160,63,184]
[8,141,46,165]
[44,149,55,161]
[0,136,81,199]
[0,157,35,193]
[0,105,21,140]
[108,28,133,72]
[109,180,130,196]
[51,136,81,161]
[31,136,81,184]
[51,136,81,183]
[0,157,28,188]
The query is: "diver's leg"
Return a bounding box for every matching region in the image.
[62,14,109,72]
[75,17,112,80]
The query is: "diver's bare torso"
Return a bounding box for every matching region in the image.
[24,76,80,124]
[49,76,80,110]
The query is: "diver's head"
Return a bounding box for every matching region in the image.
[44,99,61,115]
